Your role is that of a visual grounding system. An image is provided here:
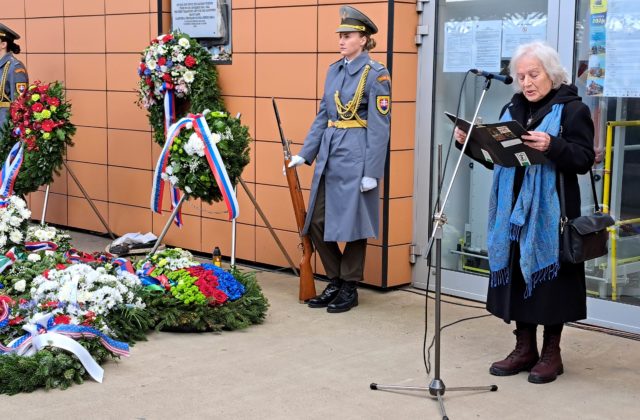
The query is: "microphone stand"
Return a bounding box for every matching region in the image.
[370,77,498,420]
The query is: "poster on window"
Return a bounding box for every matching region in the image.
[586,6,606,96]
[443,20,502,73]
[501,14,547,59]
[172,0,232,64]
[603,0,640,97]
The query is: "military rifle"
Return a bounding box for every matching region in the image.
[272,98,317,302]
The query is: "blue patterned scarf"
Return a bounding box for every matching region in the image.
[487,104,563,298]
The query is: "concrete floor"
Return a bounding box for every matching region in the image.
[2,231,639,419]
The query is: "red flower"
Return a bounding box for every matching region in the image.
[41,119,55,132]
[162,73,172,82]
[54,315,71,325]
[158,57,167,66]
[25,137,37,151]
[19,298,28,305]
[211,289,228,305]
[0,295,15,305]
[56,263,67,270]
[43,300,60,308]
[145,77,153,86]
[47,97,60,107]
[31,102,44,112]
[184,55,197,68]
[8,316,24,326]
[162,34,173,43]
[37,84,49,94]
[42,269,50,279]
[139,63,147,71]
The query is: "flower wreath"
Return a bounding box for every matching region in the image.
[136,248,269,332]
[0,81,76,196]
[138,32,251,209]
[137,31,224,146]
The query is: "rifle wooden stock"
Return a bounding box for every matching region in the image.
[284,157,316,302]
[273,97,316,302]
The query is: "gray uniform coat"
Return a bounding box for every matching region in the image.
[299,52,391,242]
[0,53,28,127]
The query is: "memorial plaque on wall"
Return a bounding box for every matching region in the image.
[172,0,232,64]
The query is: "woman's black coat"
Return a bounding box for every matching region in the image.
[459,84,595,325]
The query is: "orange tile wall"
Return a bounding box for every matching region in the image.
[5,0,417,288]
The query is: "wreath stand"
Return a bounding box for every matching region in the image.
[146,176,299,276]
[39,160,116,240]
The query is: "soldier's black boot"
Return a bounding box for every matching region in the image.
[308,279,343,308]
[327,281,358,313]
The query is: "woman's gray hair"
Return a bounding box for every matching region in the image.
[509,41,570,92]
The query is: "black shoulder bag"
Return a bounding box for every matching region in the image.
[558,170,615,264]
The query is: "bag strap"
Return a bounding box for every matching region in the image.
[558,169,600,218]
[558,171,567,219]
[589,169,600,212]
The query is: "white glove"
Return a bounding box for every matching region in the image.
[288,155,306,168]
[360,176,377,192]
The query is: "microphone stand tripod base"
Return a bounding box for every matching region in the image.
[369,381,498,420]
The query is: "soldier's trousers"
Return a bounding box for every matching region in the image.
[308,178,367,282]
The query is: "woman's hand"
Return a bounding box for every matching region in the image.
[521,131,551,152]
[454,127,467,144]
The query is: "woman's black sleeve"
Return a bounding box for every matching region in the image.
[546,102,595,174]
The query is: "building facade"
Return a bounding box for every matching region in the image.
[4,0,639,332]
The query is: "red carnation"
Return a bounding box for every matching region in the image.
[41,119,55,132]
[54,315,71,325]
[162,34,173,43]
[185,55,197,68]
[162,73,172,82]
[43,300,60,308]
[9,316,24,326]
[140,63,147,71]
[211,289,228,305]
[37,84,49,94]
[47,97,60,107]
[56,263,67,270]
[31,102,44,112]
[158,57,167,66]
[145,77,153,86]
[25,137,37,151]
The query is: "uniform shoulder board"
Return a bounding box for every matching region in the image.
[14,66,27,74]
[368,60,386,71]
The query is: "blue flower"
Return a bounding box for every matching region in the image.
[201,264,245,301]
[144,69,151,76]
[166,60,173,67]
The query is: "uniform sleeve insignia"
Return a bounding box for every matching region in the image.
[376,95,390,115]
[377,74,390,84]
[14,68,26,74]
[16,83,27,94]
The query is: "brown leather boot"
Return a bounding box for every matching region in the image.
[489,327,539,376]
[528,329,564,384]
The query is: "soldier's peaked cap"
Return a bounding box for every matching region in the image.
[0,23,20,41]
[336,6,378,35]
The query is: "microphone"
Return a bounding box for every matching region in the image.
[470,69,513,85]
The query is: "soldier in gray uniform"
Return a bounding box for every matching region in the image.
[0,24,28,130]
[288,6,391,313]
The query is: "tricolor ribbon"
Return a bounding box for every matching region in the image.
[0,142,25,205]
[0,313,130,383]
[150,113,239,226]
[0,295,13,328]
[112,258,135,274]
[136,261,172,291]
[0,247,19,275]
[25,241,59,252]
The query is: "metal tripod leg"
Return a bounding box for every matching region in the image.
[149,193,188,256]
[40,185,50,226]
[63,161,116,240]
[238,176,299,276]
